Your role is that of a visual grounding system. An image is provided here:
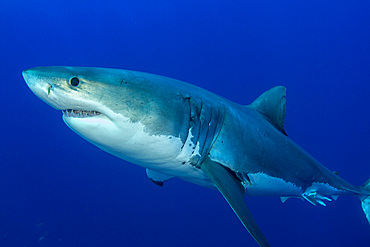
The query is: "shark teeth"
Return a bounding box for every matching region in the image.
[62,109,101,118]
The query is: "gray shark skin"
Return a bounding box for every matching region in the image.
[23,66,370,247]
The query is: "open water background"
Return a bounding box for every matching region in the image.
[0,1,369,246]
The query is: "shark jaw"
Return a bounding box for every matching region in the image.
[62,109,102,118]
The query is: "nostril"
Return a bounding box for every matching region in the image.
[47,84,52,95]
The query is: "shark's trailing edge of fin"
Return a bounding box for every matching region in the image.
[361,178,370,224]
[201,158,270,247]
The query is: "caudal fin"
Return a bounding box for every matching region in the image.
[361,179,370,224]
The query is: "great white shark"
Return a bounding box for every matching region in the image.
[23,66,369,246]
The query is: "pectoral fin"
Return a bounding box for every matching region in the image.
[201,158,270,247]
[146,169,174,187]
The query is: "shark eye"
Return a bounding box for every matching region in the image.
[70,77,80,87]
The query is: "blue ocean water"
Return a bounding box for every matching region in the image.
[1,1,369,246]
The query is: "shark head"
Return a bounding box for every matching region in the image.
[22,66,192,166]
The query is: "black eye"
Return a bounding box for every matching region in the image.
[70,77,80,87]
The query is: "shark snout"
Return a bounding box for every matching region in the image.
[22,69,33,86]
[23,68,54,105]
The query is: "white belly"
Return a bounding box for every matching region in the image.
[244,173,303,196]
[63,114,213,187]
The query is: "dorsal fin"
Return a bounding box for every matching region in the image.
[249,86,287,135]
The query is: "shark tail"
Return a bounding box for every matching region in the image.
[361,178,370,224]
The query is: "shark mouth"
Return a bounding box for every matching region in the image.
[62,109,102,118]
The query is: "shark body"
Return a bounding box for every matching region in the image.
[23,66,370,246]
